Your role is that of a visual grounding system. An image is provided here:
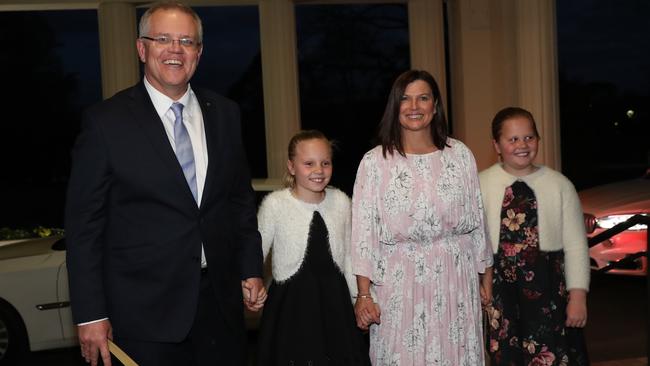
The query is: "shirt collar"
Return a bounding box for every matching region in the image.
[143,76,194,118]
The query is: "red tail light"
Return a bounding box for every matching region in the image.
[584,213,596,234]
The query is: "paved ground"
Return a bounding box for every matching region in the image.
[594,358,647,366]
[15,273,648,365]
[585,273,647,362]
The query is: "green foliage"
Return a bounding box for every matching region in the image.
[0,226,64,240]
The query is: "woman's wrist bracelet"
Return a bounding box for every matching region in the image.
[356,293,373,300]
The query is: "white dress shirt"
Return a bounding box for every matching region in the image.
[144,78,209,269]
[143,77,209,204]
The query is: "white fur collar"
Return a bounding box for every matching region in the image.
[258,187,351,282]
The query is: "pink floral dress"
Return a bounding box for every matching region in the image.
[351,139,492,365]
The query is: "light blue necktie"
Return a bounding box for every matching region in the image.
[171,102,198,202]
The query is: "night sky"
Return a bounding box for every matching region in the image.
[557,0,650,189]
[557,0,650,96]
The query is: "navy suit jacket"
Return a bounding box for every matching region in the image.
[65,83,263,342]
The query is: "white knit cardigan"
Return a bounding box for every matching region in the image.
[479,164,590,291]
[257,187,358,297]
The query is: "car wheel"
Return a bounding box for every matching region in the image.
[0,300,28,364]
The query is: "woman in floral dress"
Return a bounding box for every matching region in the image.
[351,70,493,365]
[479,107,590,365]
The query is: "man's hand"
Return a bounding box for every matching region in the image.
[78,319,112,366]
[242,277,267,312]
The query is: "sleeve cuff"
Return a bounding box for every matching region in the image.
[77,317,109,326]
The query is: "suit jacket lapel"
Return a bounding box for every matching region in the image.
[127,83,199,208]
[195,91,220,209]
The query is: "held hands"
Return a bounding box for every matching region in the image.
[78,319,113,366]
[479,284,492,306]
[479,268,493,306]
[354,295,381,331]
[241,277,267,312]
[566,289,588,328]
[354,275,380,330]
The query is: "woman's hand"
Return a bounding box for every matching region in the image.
[354,296,381,331]
[354,275,381,330]
[479,267,493,306]
[566,289,588,328]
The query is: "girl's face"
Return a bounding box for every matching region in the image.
[399,80,435,134]
[287,138,332,202]
[493,116,539,176]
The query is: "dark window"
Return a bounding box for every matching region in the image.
[189,6,266,179]
[558,1,650,189]
[296,4,410,194]
[0,10,101,228]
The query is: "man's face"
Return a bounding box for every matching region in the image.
[136,9,202,100]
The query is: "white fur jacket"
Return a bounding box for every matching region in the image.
[479,164,590,290]
[257,187,358,297]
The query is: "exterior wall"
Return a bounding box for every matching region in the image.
[0,0,561,177]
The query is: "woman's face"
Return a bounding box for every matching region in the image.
[493,116,539,176]
[399,80,436,134]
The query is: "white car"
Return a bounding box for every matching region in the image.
[0,235,77,363]
[0,234,265,364]
[579,171,650,276]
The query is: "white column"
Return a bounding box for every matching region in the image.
[97,2,139,99]
[408,0,447,108]
[447,0,560,170]
[514,0,561,169]
[258,0,301,182]
[447,0,501,169]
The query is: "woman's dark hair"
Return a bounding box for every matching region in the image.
[377,70,449,157]
[491,107,540,141]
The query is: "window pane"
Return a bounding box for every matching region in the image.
[0,10,101,228]
[137,6,267,179]
[558,1,650,189]
[194,6,266,178]
[296,4,410,193]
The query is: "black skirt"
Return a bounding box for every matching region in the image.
[257,211,370,366]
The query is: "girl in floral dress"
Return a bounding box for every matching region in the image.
[351,70,493,365]
[479,107,590,365]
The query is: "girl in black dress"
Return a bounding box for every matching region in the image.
[256,130,369,366]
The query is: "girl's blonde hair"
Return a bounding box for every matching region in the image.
[284,130,332,188]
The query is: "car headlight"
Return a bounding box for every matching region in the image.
[596,214,648,231]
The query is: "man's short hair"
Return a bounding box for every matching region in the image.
[139,1,203,44]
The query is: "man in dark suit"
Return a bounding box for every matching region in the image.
[64,2,265,365]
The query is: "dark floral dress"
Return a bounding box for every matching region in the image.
[487,181,589,366]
